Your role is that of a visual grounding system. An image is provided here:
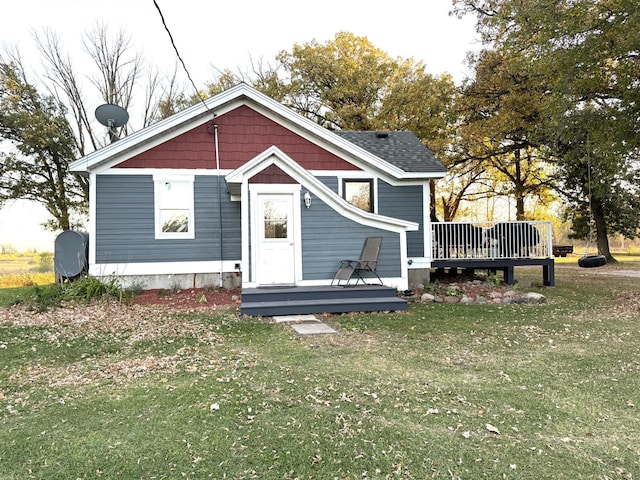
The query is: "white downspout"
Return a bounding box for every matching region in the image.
[214,119,224,288]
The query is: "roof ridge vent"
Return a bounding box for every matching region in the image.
[376,132,389,138]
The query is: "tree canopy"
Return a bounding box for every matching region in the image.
[0,60,86,230]
[453,48,555,220]
[453,0,640,260]
[3,11,638,253]
[0,25,162,231]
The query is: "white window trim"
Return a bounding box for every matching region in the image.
[153,174,195,240]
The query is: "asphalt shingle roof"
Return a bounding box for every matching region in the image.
[334,131,447,174]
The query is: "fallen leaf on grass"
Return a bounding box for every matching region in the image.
[485,423,500,434]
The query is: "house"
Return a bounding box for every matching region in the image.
[70,83,447,312]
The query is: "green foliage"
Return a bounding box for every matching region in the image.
[4,275,131,311]
[125,279,146,297]
[454,49,556,220]
[25,283,66,312]
[0,60,88,230]
[485,273,502,286]
[555,106,640,260]
[277,32,397,130]
[36,252,53,273]
[445,285,462,296]
[453,0,640,256]
[2,25,154,229]
[274,32,457,142]
[63,275,130,304]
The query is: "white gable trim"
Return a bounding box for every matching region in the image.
[226,145,418,234]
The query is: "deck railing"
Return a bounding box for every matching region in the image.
[431,221,553,261]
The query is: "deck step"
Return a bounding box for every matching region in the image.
[242,285,397,303]
[240,296,407,317]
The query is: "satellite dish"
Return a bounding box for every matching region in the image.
[95,104,129,142]
[95,104,129,128]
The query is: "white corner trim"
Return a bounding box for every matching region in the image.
[423,182,433,261]
[88,172,97,266]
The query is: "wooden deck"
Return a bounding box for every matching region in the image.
[431,258,555,286]
[240,285,407,317]
[431,221,555,286]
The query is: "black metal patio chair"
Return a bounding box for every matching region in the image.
[331,236,383,286]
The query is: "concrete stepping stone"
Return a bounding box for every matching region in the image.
[271,314,338,335]
[272,314,320,324]
[291,322,338,335]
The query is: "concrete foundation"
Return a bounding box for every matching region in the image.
[106,272,242,290]
[408,267,431,288]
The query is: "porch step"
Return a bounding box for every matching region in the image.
[240,285,407,317]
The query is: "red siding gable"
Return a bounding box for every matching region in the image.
[116,105,360,171]
[249,164,297,184]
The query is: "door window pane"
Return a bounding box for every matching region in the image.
[263,200,288,239]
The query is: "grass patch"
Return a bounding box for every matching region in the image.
[1,269,639,479]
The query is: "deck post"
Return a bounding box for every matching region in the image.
[543,260,555,287]
[504,266,515,285]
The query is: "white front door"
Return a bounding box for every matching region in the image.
[256,193,296,285]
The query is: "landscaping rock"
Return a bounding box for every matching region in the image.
[524,292,547,304]
[460,295,474,304]
[420,293,436,303]
[416,281,547,306]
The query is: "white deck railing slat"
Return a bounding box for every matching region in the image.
[431,221,553,261]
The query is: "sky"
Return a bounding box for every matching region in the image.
[0,0,480,252]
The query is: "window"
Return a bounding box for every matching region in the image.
[154,175,195,239]
[342,179,374,212]
[263,199,289,239]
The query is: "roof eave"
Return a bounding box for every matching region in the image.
[398,170,448,180]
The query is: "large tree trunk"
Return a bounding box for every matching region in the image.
[514,150,526,220]
[430,180,439,222]
[592,199,616,263]
[515,196,525,221]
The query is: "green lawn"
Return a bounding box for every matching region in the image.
[1,267,639,479]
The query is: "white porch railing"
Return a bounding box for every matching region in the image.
[431,221,553,260]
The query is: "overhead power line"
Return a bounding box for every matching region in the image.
[151,0,213,114]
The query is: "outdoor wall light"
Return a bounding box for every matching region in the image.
[304,191,312,208]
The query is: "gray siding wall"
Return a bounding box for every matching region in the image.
[95,175,240,263]
[318,177,424,258]
[377,180,424,258]
[317,176,339,193]
[300,188,401,281]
